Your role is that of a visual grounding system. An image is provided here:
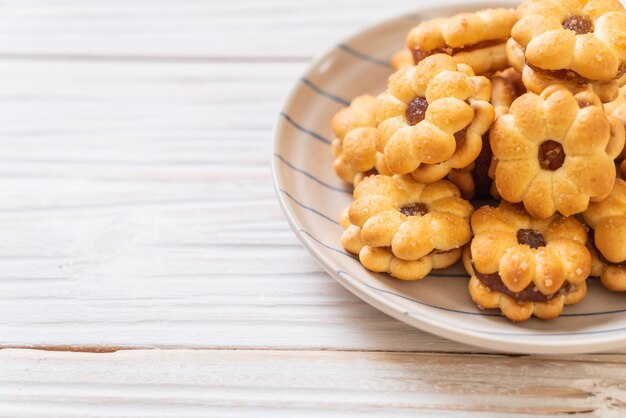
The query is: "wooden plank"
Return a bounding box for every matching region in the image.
[0,0,427,59]
[0,348,623,417]
[0,60,303,138]
[0,0,520,60]
[0,193,473,351]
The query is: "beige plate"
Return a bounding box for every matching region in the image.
[272,1,626,354]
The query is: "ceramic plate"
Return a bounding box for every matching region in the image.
[271,1,626,354]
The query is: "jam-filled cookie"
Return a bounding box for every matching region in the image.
[340,175,473,280]
[331,94,391,186]
[509,0,626,102]
[386,53,502,199]
[390,52,500,199]
[583,178,626,291]
[490,85,625,219]
[406,8,518,75]
[376,54,495,185]
[464,202,591,321]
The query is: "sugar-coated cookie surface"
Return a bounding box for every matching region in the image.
[377,54,494,185]
[509,0,626,101]
[583,178,626,291]
[490,85,625,219]
[406,8,517,74]
[331,95,391,186]
[340,175,473,280]
[392,54,501,199]
[464,202,591,321]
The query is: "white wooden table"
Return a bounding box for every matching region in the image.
[0,1,625,416]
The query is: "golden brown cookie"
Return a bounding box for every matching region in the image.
[406,8,518,75]
[490,84,625,219]
[583,178,626,291]
[464,202,591,321]
[376,54,495,185]
[403,60,509,199]
[509,0,626,102]
[340,175,473,280]
[331,94,392,186]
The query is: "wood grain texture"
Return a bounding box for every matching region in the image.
[0,0,427,59]
[0,349,624,417]
[0,0,519,60]
[2,0,626,415]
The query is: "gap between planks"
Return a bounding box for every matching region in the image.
[5,345,626,361]
[0,345,520,356]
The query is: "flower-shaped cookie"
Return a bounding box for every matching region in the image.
[583,178,626,291]
[331,94,391,186]
[376,54,495,185]
[464,202,591,321]
[406,8,518,75]
[340,175,473,280]
[388,58,502,199]
[509,0,626,102]
[491,85,625,219]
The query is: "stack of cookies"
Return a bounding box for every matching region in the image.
[331,0,626,321]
